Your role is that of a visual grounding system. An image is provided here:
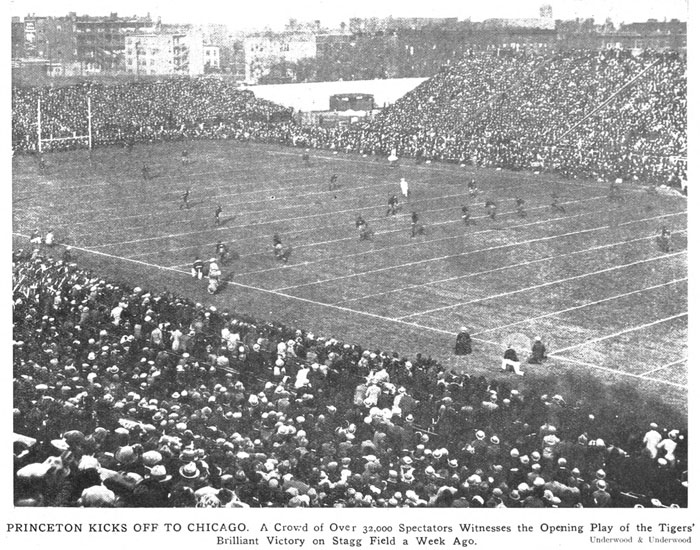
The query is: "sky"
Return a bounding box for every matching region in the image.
[8,0,690,30]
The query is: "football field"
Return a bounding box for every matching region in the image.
[12,140,688,409]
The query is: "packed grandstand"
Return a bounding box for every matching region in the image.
[12,46,687,508]
[12,49,686,185]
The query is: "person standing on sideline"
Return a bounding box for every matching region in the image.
[388,148,399,167]
[208,258,222,294]
[642,423,663,460]
[502,344,524,375]
[455,327,472,356]
[528,337,547,364]
[400,177,409,200]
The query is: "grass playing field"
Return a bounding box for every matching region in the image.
[12,139,688,413]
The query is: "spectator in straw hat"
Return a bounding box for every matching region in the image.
[79,484,116,507]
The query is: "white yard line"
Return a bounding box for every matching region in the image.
[16,160,348,213]
[544,355,687,389]
[268,150,641,192]
[551,312,688,355]
[13,230,456,335]
[275,214,685,293]
[160,194,608,267]
[338,230,687,305]
[218,195,612,273]
[472,277,687,335]
[639,358,688,377]
[66,176,389,233]
[87,189,478,248]
[42,173,325,221]
[459,335,686,388]
[398,252,685,319]
[13,231,686,389]
[60,160,573,240]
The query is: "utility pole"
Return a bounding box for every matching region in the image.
[37,98,42,154]
[135,41,140,80]
[87,96,92,150]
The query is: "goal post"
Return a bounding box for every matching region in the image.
[37,96,92,153]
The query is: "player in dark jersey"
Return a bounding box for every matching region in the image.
[386,195,399,216]
[461,205,475,226]
[515,197,526,217]
[359,221,373,241]
[181,149,190,166]
[215,241,230,263]
[657,225,672,253]
[302,149,311,166]
[485,200,497,220]
[551,192,566,213]
[355,214,373,240]
[142,163,150,181]
[180,189,190,210]
[273,234,291,264]
[214,204,223,226]
[608,179,623,203]
[411,211,425,237]
[329,173,339,191]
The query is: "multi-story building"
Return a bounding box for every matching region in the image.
[11,17,25,58]
[203,45,221,71]
[124,33,189,76]
[12,12,154,74]
[556,18,687,51]
[73,13,154,70]
[243,31,317,83]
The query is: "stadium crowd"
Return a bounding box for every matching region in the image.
[11,78,294,152]
[13,250,687,507]
[12,49,685,186]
